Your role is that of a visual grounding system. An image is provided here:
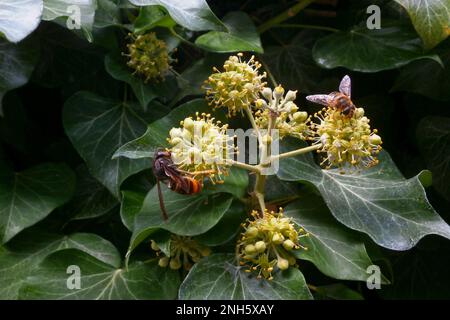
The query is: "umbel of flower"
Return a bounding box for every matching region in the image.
[151,235,211,270]
[254,85,310,140]
[204,53,267,117]
[167,113,236,183]
[310,107,383,171]
[238,208,308,280]
[125,32,173,83]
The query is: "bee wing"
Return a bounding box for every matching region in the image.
[339,75,351,97]
[306,94,332,107]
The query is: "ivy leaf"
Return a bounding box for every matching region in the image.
[19,249,180,299]
[313,23,441,72]
[113,99,219,160]
[203,168,249,199]
[0,39,39,111]
[179,253,313,300]
[63,91,155,198]
[129,188,233,253]
[393,51,450,101]
[277,139,450,251]
[314,284,363,300]
[0,0,43,43]
[133,6,176,33]
[105,54,177,108]
[66,165,118,221]
[129,0,225,32]
[42,0,98,42]
[94,0,122,29]
[395,0,450,49]
[195,201,246,247]
[0,231,121,299]
[0,163,75,244]
[285,196,388,283]
[195,11,263,53]
[263,31,326,94]
[121,190,146,231]
[417,116,450,201]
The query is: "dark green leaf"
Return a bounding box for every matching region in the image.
[129,189,233,253]
[63,91,155,197]
[129,0,225,32]
[120,189,146,231]
[277,139,450,250]
[195,11,263,53]
[417,116,450,201]
[0,39,39,111]
[134,6,176,33]
[20,249,180,299]
[314,284,363,300]
[395,0,450,49]
[0,231,121,299]
[313,24,441,72]
[0,0,43,43]
[0,163,75,244]
[285,196,388,283]
[67,166,118,220]
[179,253,313,300]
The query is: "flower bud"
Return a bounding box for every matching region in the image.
[183,117,194,131]
[277,257,289,270]
[255,241,266,253]
[272,233,284,244]
[274,86,285,99]
[369,134,382,145]
[293,111,308,123]
[158,256,169,268]
[262,88,272,100]
[245,244,256,255]
[150,240,160,251]
[284,90,297,102]
[169,258,182,270]
[246,226,258,237]
[282,239,295,251]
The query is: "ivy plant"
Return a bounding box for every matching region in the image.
[1,0,450,300]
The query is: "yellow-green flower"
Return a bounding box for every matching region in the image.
[151,235,211,270]
[167,113,236,183]
[238,208,308,280]
[310,107,382,171]
[204,53,266,117]
[254,85,311,140]
[125,32,173,82]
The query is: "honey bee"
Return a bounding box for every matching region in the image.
[306,75,356,117]
[152,149,204,221]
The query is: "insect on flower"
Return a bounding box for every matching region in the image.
[152,149,212,221]
[306,75,356,118]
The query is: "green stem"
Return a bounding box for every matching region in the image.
[243,106,261,142]
[273,23,339,33]
[271,143,322,160]
[226,160,260,173]
[257,0,315,34]
[169,27,197,48]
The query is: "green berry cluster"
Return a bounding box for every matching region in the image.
[238,208,308,280]
[126,32,172,83]
[152,235,211,270]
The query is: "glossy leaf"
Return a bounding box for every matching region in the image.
[179,253,313,300]
[0,163,75,244]
[20,249,180,299]
[42,0,97,42]
[133,6,176,33]
[195,11,263,53]
[129,188,233,252]
[0,0,43,43]
[285,197,388,283]
[0,231,121,299]
[120,189,146,231]
[277,139,450,250]
[0,39,39,110]
[417,116,450,201]
[66,165,118,220]
[395,0,450,49]
[313,24,441,72]
[129,0,225,31]
[63,91,154,197]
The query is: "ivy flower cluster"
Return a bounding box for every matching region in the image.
[238,208,308,280]
[254,86,311,140]
[152,235,211,270]
[167,112,236,183]
[310,107,383,171]
[125,32,173,82]
[204,53,267,116]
